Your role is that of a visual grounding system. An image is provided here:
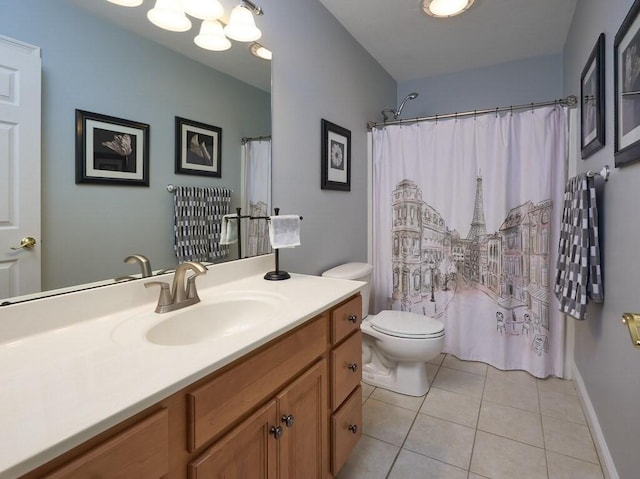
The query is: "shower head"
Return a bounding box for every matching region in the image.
[381,92,420,121]
[395,92,419,119]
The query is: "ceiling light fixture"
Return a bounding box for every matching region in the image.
[105,0,143,6]
[147,0,192,32]
[250,42,272,60]
[195,19,232,51]
[183,0,224,20]
[423,0,475,18]
[224,4,262,42]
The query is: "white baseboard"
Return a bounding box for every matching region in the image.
[570,361,619,479]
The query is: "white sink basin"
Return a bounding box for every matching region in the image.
[112,291,287,347]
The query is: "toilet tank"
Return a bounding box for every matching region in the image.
[322,262,373,318]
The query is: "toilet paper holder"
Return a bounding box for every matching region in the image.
[621,313,640,348]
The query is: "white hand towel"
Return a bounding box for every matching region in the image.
[220,214,239,245]
[269,215,301,249]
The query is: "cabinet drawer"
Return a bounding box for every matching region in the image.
[331,387,362,476]
[45,409,169,479]
[331,295,362,345]
[331,331,362,410]
[187,314,328,452]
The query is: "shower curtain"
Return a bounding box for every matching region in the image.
[243,139,272,257]
[372,106,567,378]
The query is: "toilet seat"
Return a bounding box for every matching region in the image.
[369,311,444,339]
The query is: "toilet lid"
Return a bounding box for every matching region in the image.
[370,311,444,338]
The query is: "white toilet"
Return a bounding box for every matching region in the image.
[323,262,445,397]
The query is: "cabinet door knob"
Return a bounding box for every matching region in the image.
[281,414,295,428]
[348,314,358,323]
[348,424,358,434]
[348,362,358,372]
[270,425,283,439]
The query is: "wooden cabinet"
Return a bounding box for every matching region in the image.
[20,294,362,479]
[44,409,169,479]
[329,295,363,475]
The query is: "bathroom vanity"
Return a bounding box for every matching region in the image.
[0,255,364,478]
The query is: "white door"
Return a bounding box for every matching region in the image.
[0,35,41,301]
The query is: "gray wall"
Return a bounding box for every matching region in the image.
[263,0,396,275]
[564,1,640,477]
[397,54,563,118]
[1,0,270,290]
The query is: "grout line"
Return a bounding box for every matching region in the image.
[536,374,550,479]
[383,363,440,479]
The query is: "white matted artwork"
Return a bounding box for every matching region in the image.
[321,119,351,191]
[175,116,222,177]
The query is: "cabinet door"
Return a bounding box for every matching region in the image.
[188,401,278,479]
[276,360,328,479]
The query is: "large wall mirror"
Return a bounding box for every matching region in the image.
[0,0,272,304]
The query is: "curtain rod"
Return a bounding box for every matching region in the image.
[367,95,577,130]
[241,135,271,144]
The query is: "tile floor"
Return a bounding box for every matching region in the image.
[338,354,604,479]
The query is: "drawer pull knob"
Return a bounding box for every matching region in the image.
[348,424,358,434]
[281,414,295,428]
[348,314,358,323]
[348,362,358,372]
[270,425,283,439]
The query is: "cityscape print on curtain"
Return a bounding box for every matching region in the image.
[372,106,567,378]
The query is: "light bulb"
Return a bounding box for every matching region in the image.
[423,0,474,18]
[106,0,144,6]
[147,0,192,32]
[250,42,271,60]
[195,20,231,51]
[224,5,261,42]
[183,0,224,20]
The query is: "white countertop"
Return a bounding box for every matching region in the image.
[0,256,363,478]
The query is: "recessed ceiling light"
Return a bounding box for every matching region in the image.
[423,0,475,18]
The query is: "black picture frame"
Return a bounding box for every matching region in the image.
[581,33,605,159]
[175,117,222,177]
[615,0,640,167]
[75,110,149,186]
[321,119,351,191]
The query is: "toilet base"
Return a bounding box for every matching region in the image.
[362,361,431,397]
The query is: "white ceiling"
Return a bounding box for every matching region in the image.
[317,0,578,83]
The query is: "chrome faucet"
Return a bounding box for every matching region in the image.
[145,261,208,313]
[124,254,153,277]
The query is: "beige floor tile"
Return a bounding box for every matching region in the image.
[361,382,375,399]
[428,352,446,366]
[442,354,488,376]
[470,430,547,479]
[542,415,599,464]
[537,376,578,397]
[363,398,416,446]
[487,365,538,388]
[427,363,439,385]
[468,474,490,479]
[546,451,604,479]
[432,366,485,399]
[370,388,426,412]
[482,375,539,413]
[539,389,586,424]
[337,434,400,479]
[388,449,467,479]
[478,400,544,447]
[420,387,481,428]
[404,414,475,469]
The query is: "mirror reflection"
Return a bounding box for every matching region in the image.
[0,0,271,303]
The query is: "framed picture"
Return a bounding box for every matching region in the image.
[175,117,222,177]
[75,110,149,186]
[321,119,351,191]
[581,33,605,159]
[615,0,640,167]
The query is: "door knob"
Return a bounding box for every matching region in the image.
[348,424,358,434]
[10,237,37,250]
[348,362,358,372]
[270,425,283,439]
[348,314,358,323]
